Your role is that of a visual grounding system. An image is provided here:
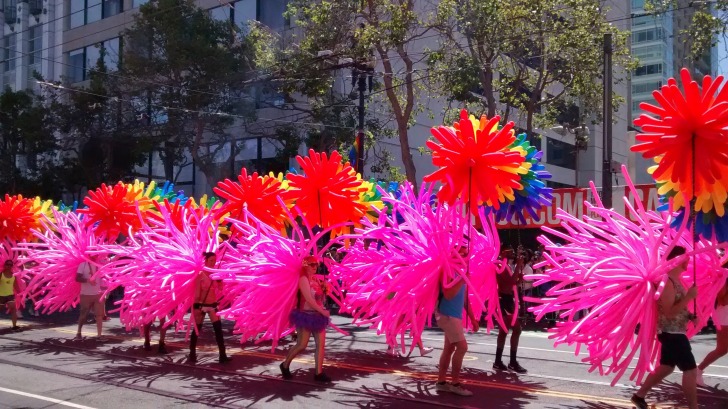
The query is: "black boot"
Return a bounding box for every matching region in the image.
[213,321,231,363]
[189,330,198,362]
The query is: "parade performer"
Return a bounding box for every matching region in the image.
[526,166,720,389]
[190,252,231,363]
[17,210,107,316]
[101,200,227,362]
[75,254,106,340]
[631,246,698,409]
[435,244,479,397]
[697,273,728,386]
[0,259,24,330]
[143,316,168,354]
[493,248,527,373]
[280,255,332,383]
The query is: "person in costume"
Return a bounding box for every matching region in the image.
[143,317,168,354]
[189,252,231,364]
[435,246,479,397]
[75,255,105,340]
[697,274,728,386]
[632,246,698,409]
[280,256,332,383]
[493,248,527,373]
[1,259,23,330]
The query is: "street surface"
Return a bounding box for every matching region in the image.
[0,313,725,409]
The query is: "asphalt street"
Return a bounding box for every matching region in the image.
[0,312,725,409]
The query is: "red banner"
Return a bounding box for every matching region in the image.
[497,184,659,229]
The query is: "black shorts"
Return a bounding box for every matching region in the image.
[499,294,516,315]
[658,333,697,371]
[0,295,14,306]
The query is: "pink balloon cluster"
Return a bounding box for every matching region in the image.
[17,210,105,313]
[210,203,337,351]
[101,204,220,332]
[526,167,721,386]
[327,182,500,356]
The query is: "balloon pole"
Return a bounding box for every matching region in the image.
[691,133,697,315]
[465,167,473,330]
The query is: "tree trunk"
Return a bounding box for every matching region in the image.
[482,64,497,119]
[397,120,418,189]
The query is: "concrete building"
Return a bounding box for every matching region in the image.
[1,0,65,90]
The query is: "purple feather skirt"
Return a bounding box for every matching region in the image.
[289,309,329,332]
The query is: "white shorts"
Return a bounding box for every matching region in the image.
[714,305,728,327]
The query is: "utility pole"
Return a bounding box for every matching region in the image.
[352,63,373,177]
[356,70,366,176]
[602,33,613,209]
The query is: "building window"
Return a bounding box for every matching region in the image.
[632,28,663,44]
[132,0,148,8]
[546,137,576,170]
[634,63,662,76]
[632,81,662,94]
[233,0,256,28]
[103,0,122,18]
[28,26,43,66]
[2,34,16,72]
[258,0,289,30]
[68,48,85,82]
[103,37,121,71]
[69,0,123,28]
[209,5,231,21]
[68,37,122,82]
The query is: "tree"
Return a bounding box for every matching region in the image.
[282,0,437,187]
[48,49,147,192]
[119,0,274,185]
[0,87,60,197]
[430,0,634,137]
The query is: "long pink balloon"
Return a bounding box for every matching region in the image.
[210,201,343,351]
[525,166,722,386]
[328,182,500,357]
[16,210,106,314]
[101,203,220,334]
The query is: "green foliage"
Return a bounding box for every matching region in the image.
[646,0,728,63]
[0,87,61,197]
[281,0,436,186]
[121,0,271,183]
[432,0,635,134]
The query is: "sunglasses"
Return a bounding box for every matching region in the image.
[305,262,319,267]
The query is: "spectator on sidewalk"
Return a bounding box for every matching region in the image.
[1,259,25,330]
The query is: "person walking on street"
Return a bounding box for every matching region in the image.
[435,245,479,397]
[631,246,699,409]
[697,275,728,386]
[280,256,332,383]
[75,256,105,340]
[493,248,527,373]
[189,252,231,364]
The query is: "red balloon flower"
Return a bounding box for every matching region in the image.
[0,195,38,242]
[632,68,728,199]
[79,183,144,242]
[424,109,526,213]
[284,149,368,229]
[213,169,291,231]
[148,199,207,232]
